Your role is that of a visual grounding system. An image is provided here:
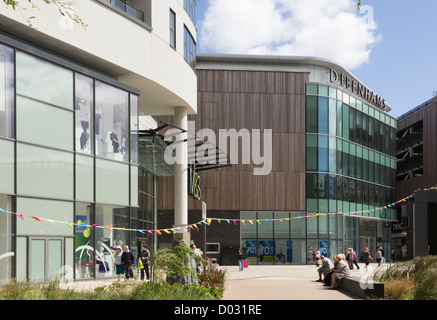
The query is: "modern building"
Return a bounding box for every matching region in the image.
[0,0,197,284]
[157,54,398,265]
[396,96,437,259]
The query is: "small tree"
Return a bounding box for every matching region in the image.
[150,242,206,285]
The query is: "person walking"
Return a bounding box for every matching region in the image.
[238,248,246,271]
[121,245,135,280]
[360,247,373,271]
[351,248,360,269]
[113,246,125,281]
[139,244,150,281]
[346,248,355,270]
[375,247,383,267]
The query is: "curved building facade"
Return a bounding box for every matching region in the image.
[157,54,397,265]
[0,0,197,283]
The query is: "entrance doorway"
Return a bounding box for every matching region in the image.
[359,236,376,257]
[28,237,65,282]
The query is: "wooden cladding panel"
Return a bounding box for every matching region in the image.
[157,69,308,212]
[397,98,437,199]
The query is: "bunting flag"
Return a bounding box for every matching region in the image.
[0,185,435,235]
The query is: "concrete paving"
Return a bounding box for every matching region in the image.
[219,264,386,300]
[61,263,390,300]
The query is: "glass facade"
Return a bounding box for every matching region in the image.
[240,211,344,265]
[0,40,141,283]
[305,83,397,220]
[239,82,397,265]
[305,83,396,262]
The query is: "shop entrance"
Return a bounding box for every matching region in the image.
[28,237,64,282]
[359,236,376,257]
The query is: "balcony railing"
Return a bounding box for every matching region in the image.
[102,0,150,26]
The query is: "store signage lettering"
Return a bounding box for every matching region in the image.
[188,165,201,200]
[330,69,387,111]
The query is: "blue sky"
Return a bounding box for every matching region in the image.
[194,0,437,118]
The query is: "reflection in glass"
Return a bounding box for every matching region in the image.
[75,202,94,280]
[0,195,13,285]
[95,204,130,279]
[95,81,129,162]
[16,51,73,109]
[75,74,94,154]
[0,44,14,138]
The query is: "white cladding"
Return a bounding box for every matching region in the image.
[0,0,197,116]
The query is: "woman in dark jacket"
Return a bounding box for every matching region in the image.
[238,248,246,271]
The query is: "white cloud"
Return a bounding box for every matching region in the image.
[198,0,381,70]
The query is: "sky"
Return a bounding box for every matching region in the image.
[194,0,437,118]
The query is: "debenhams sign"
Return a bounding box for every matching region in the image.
[330,69,388,111]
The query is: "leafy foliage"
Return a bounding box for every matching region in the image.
[2,0,87,28]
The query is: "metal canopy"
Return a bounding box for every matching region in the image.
[138,121,231,175]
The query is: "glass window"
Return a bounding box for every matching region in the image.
[258,212,273,239]
[306,84,318,95]
[318,135,328,172]
[16,197,74,236]
[75,73,94,154]
[95,81,129,162]
[356,111,362,144]
[290,212,306,238]
[95,204,130,278]
[16,95,73,151]
[241,212,257,239]
[130,94,139,164]
[183,0,196,23]
[0,139,14,194]
[342,104,349,140]
[306,173,318,212]
[96,158,129,206]
[329,137,336,174]
[0,195,13,285]
[329,86,337,99]
[306,96,318,133]
[16,51,73,109]
[75,202,94,280]
[349,107,355,142]
[306,134,317,171]
[318,85,328,96]
[329,98,337,136]
[336,100,342,138]
[318,97,328,134]
[274,212,289,238]
[76,154,94,203]
[368,116,374,148]
[131,166,138,207]
[0,44,14,139]
[17,143,74,200]
[184,26,196,65]
[336,138,342,175]
[170,9,176,49]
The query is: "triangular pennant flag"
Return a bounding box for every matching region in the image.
[32,216,42,222]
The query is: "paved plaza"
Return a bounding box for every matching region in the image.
[220,264,388,300]
[62,263,390,300]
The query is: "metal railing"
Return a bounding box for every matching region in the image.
[103,0,148,24]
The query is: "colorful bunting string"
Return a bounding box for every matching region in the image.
[0,185,435,235]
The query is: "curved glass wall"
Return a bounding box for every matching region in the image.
[306,84,396,221]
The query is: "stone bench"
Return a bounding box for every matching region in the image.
[339,275,385,299]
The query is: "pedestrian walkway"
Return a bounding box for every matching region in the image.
[220,263,390,300]
[61,263,390,300]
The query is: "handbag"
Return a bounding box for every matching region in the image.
[243,260,249,268]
